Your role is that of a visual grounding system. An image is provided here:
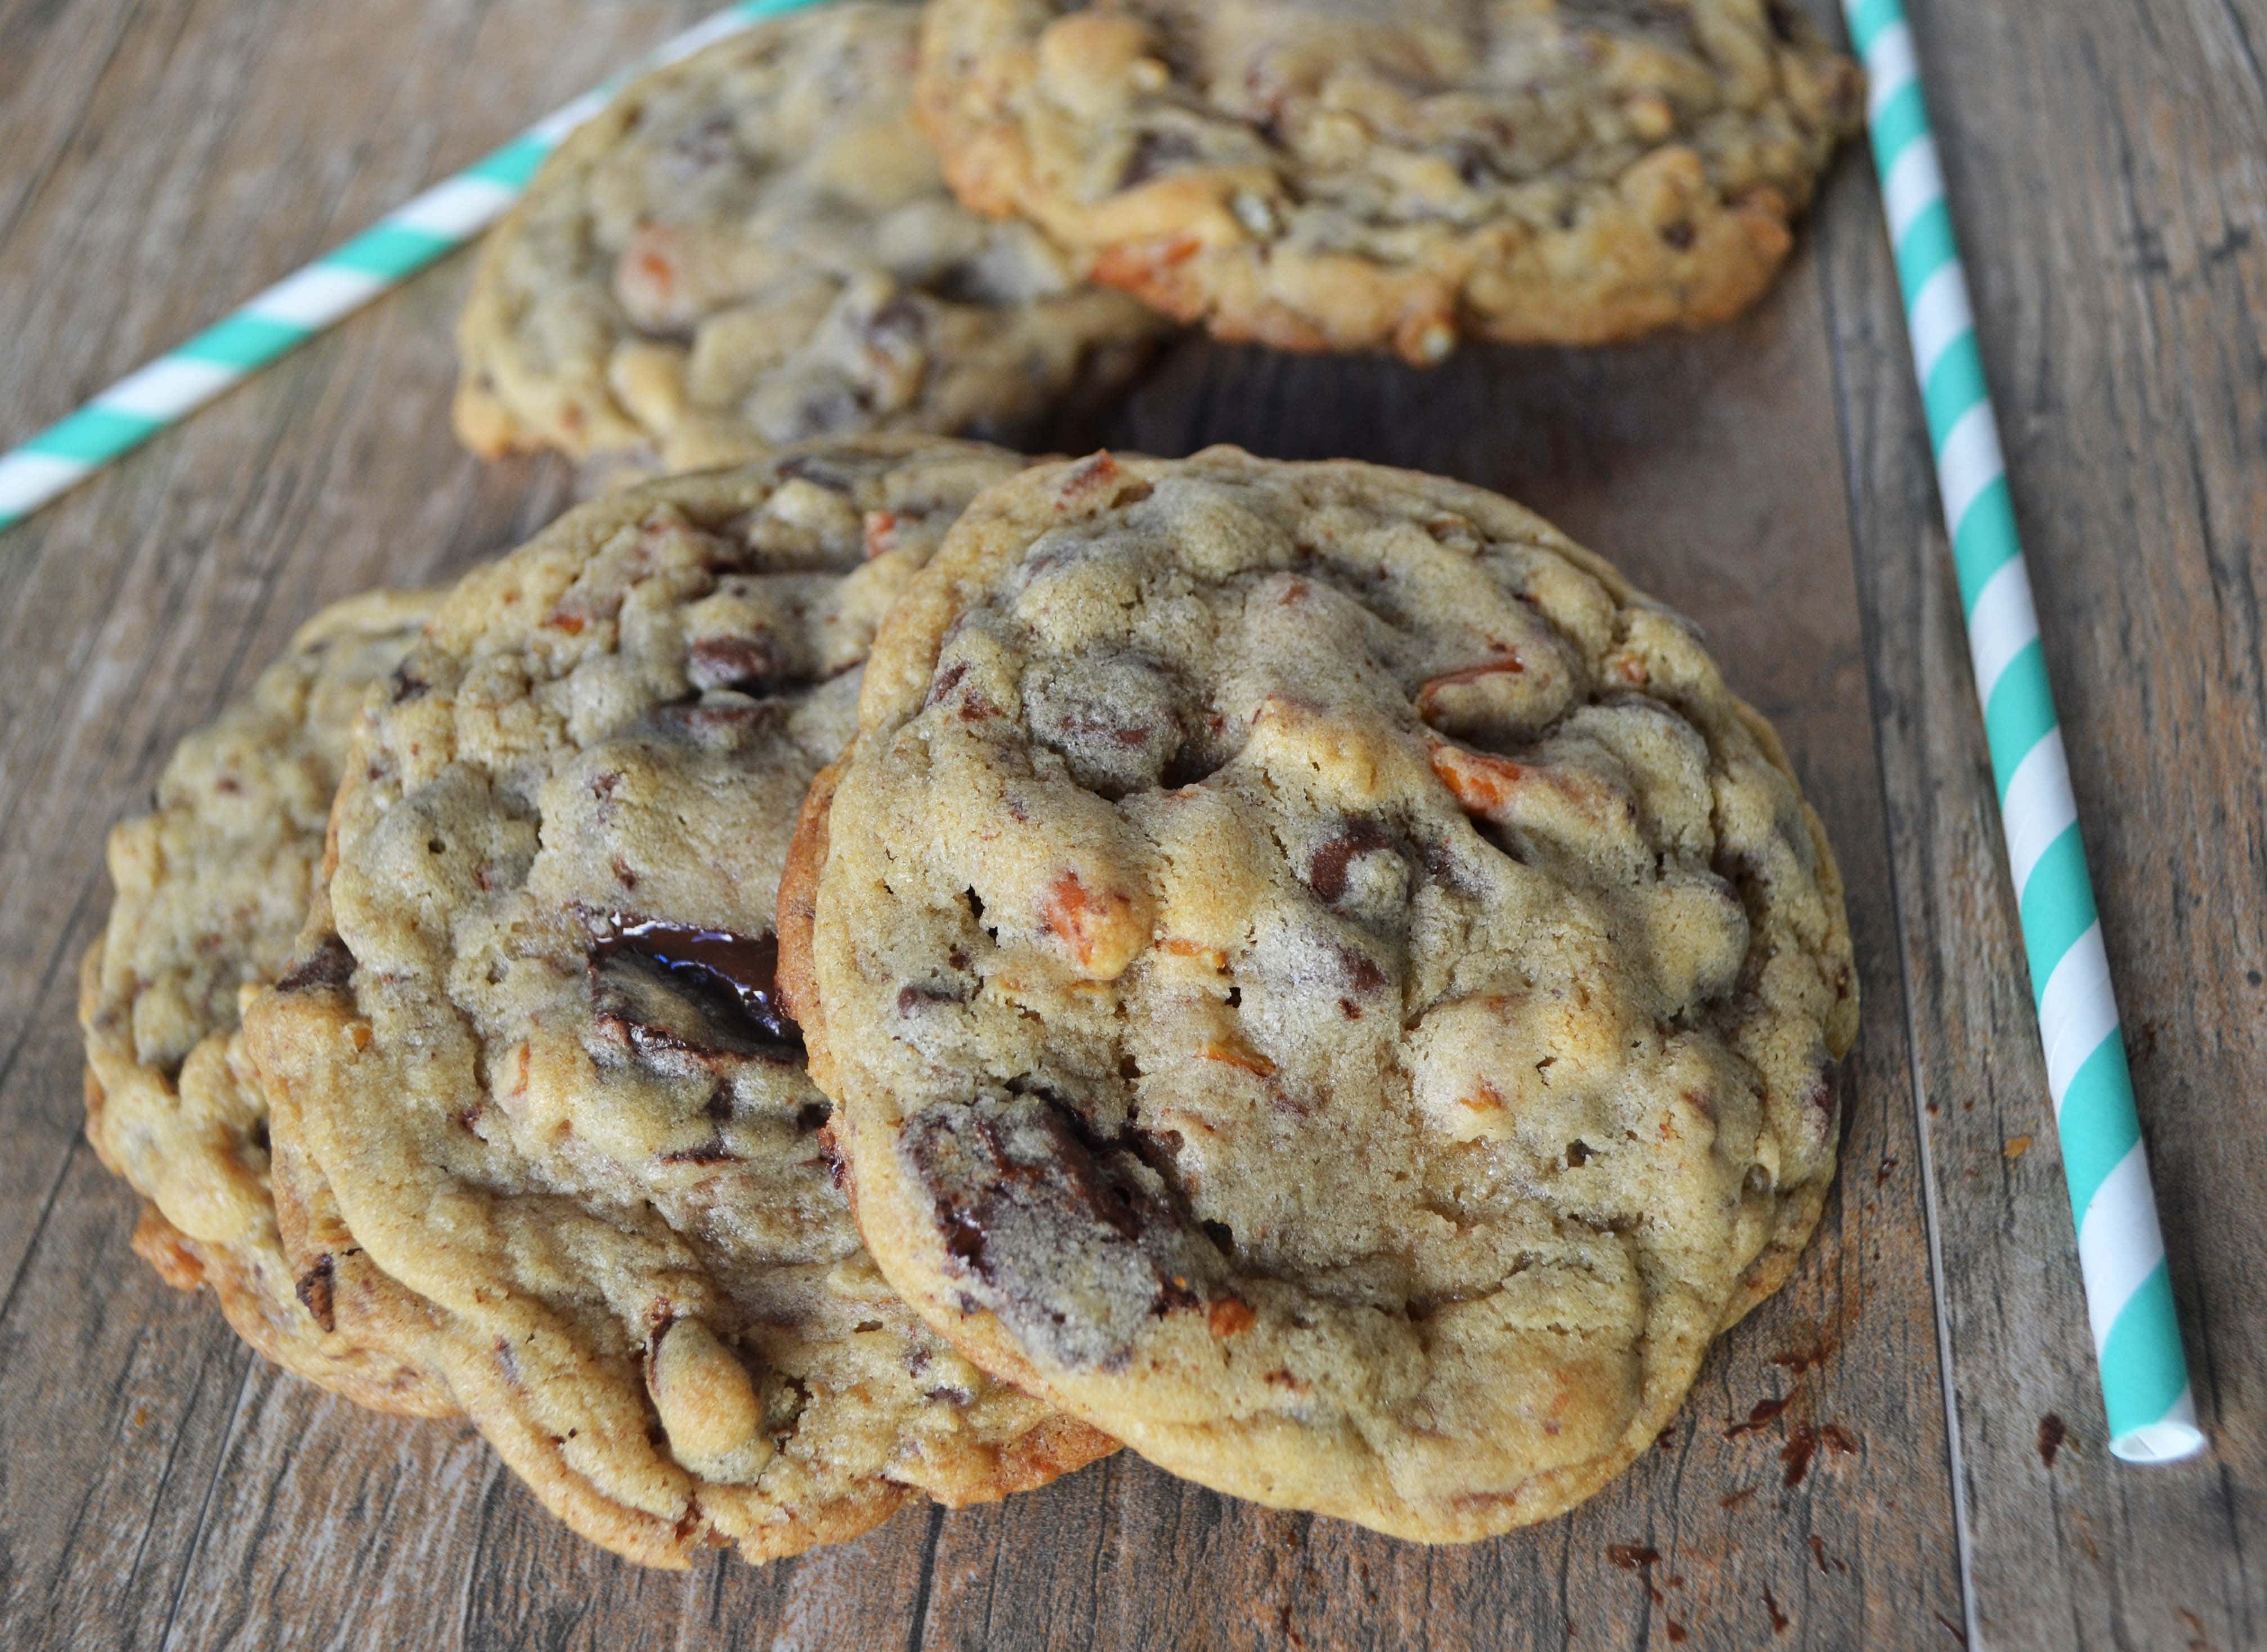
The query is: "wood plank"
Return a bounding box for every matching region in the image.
[0,0,2136,1640]
[1816,1,2267,1646]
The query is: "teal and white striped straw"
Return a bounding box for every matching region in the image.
[1845,0,2203,1464]
[0,0,822,533]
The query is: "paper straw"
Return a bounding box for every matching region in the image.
[0,0,824,533]
[1843,0,2203,1464]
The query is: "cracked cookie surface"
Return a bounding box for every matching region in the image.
[788,447,1856,1540]
[916,0,1860,361]
[80,590,452,1417]
[243,439,1114,1569]
[455,2,1172,471]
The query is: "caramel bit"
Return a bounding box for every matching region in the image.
[1058,451,1123,504]
[1200,1037,1276,1078]
[1091,236,1202,289]
[1611,654,1649,686]
[1040,870,1145,978]
[1428,742,1530,819]
[1158,936,1227,968]
[1459,1078,1508,1119]
[633,244,676,300]
[1208,1296,1256,1337]
[862,510,898,559]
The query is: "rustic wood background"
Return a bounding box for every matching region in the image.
[0,0,2259,1646]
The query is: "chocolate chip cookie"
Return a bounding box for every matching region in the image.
[786,448,1857,1540]
[915,0,1861,363]
[243,439,1116,1569]
[79,590,452,1417]
[455,3,1172,471]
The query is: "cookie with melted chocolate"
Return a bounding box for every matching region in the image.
[243,439,1115,1570]
[786,447,1858,1541]
[454,3,1172,471]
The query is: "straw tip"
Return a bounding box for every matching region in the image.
[2109,1418,2208,1465]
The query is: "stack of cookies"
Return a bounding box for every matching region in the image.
[452,0,1861,472]
[81,0,1862,1566]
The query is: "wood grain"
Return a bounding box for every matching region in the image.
[0,0,2256,1644]
[1817,3,2267,1649]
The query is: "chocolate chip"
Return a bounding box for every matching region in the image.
[930,261,1001,306]
[1304,820,1401,903]
[774,452,855,491]
[1118,128,1200,189]
[898,981,969,1014]
[276,935,354,995]
[658,1137,738,1166]
[687,634,809,697]
[785,383,867,440]
[295,1254,337,1332]
[1335,941,1390,996]
[666,111,738,172]
[1661,220,1696,249]
[864,294,928,349]
[924,662,970,710]
[1449,143,1498,187]
[1020,652,1188,800]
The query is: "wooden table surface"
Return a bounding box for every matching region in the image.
[2,0,2261,1646]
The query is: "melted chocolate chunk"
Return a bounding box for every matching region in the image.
[276,935,355,995]
[1304,819,1401,904]
[900,1094,1219,1372]
[591,917,800,1049]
